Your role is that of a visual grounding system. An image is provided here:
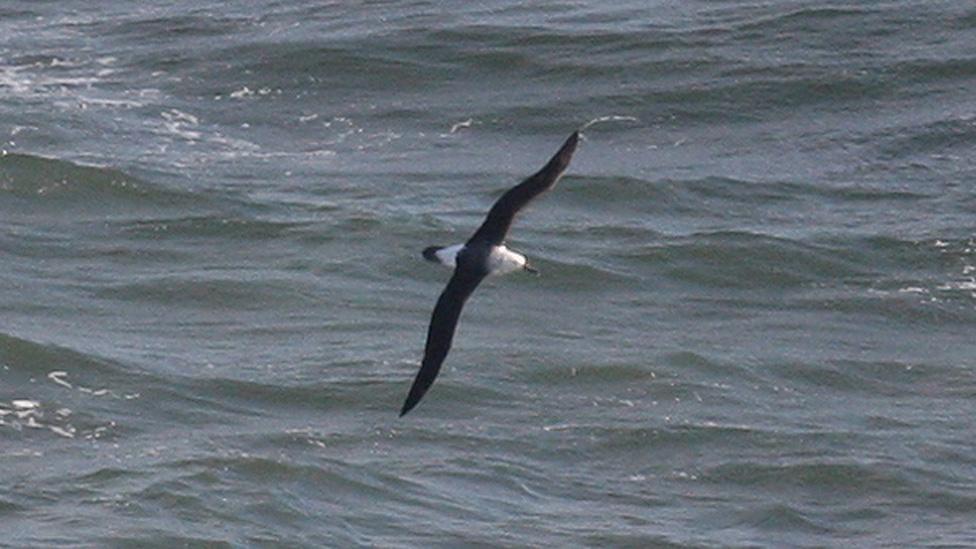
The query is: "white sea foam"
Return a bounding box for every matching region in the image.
[580,115,640,132]
[450,119,474,133]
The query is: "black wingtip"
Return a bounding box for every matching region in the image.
[558,130,580,162]
[534,130,579,181]
[399,389,423,417]
[400,369,434,417]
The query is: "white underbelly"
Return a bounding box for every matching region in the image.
[487,246,526,275]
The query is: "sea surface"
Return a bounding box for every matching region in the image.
[2,1,975,547]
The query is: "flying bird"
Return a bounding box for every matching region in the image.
[400,131,580,416]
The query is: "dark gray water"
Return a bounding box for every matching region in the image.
[2,1,975,546]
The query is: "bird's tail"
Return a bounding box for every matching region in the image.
[422,246,442,263]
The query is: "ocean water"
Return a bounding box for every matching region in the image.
[2,1,975,546]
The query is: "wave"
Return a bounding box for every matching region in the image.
[729,6,881,35]
[0,153,201,213]
[90,275,319,311]
[560,175,931,222]
[618,230,864,289]
[519,362,658,385]
[703,459,925,502]
[873,113,976,160]
[770,358,933,397]
[0,331,345,440]
[0,332,142,440]
[93,13,248,42]
[0,331,128,380]
[118,215,309,240]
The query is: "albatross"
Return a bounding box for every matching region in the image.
[400,131,580,416]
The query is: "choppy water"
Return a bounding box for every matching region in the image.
[2,1,976,546]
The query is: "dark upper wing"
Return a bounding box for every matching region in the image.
[467,131,579,246]
[400,267,486,416]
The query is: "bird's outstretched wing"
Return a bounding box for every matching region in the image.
[400,267,486,416]
[467,131,579,246]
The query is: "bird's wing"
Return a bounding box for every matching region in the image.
[467,131,579,246]
[400,267,486,416]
